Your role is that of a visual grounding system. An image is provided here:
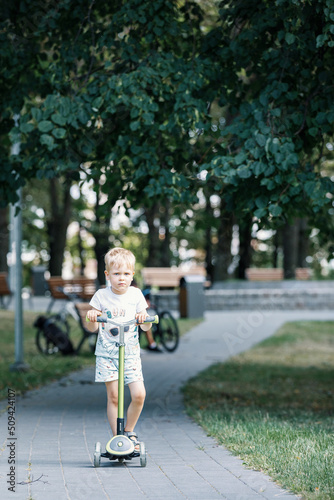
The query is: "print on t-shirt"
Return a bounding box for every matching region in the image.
[89,286,148,359]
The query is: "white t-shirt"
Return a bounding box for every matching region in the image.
[89,286,148,359]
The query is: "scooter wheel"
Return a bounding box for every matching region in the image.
[94,442,101,467]
[139,441,147,467]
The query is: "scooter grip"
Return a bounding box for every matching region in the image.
[96,316,109,323]
[143,315,159,324]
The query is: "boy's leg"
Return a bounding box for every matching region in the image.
[105,380,118,436]
[124,381,146,433]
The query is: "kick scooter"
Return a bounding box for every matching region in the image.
[93,314,159,467]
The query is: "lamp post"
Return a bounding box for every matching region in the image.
[10,115,29,372]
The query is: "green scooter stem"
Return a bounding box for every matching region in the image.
[118,325,125,434]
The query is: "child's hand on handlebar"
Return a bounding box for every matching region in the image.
[136,312,152,331]
[86,309,102,323]
[135,312,148,324]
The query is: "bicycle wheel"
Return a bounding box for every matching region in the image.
[35,315,70,355]
[158,311,179,352]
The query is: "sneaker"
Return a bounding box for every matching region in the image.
[147,344,163,352]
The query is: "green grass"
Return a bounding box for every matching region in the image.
[0,310,96,401]
[0,310,202,401]
[175,317,203,337]
[183,321,334,500]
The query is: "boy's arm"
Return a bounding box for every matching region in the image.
[136,309,152,332]
[86,307,102,332]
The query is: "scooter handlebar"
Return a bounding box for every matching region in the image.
[96,315,159,325]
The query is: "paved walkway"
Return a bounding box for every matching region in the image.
[1,309,334,500]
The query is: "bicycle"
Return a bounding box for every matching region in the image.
[34,288,98,355]
[142,289,179,352]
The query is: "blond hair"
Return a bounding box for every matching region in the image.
[104,247,135,273]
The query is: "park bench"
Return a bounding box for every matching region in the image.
[295,268,312,280]
[46,276,97,312]
[0,272,11,308]
[141,266,208,289]
[245,268,311,281]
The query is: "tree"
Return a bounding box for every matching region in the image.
[1,1,333,280]
[0,1,212,205]
[0,0,217,273]
[237,213,252,279]
[142,203,169,267]
[198,0,334,277]
[89,170,119,285]
[0,208,9,272]
[47,178,72,275]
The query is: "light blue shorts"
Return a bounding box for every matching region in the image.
[95,355,144,385]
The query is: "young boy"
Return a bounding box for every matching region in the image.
[85,247,152,451]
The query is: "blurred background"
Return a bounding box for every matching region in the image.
[1,0,333,291]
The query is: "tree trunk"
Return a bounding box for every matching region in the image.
[283,219,298,279]
[297,218,309,268]
[160,202,171,267]
[0,208,9,272]
[78,222,85,276]
[272,229,281,268]
[205,225,214,282]
[94,231,110,285]
[214,210,233,281]
[92,193,112,286]
[203,193,215,282]
[237,215,252,279]
[47,178,72,276]
[144,204,163,266]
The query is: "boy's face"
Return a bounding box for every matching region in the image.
[105,264,134,295]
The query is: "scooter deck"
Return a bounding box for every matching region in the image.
[101,450,140,461]
[94,440,146,467]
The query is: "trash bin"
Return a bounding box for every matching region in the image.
[179,275,205,318]
[31,266,47,296]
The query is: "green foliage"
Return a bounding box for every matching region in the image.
[0,0,333,262]
[199,0,334,223]
[0,0,211,210]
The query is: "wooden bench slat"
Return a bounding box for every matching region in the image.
[47,277,97,301]
[295,268,312,280]
[0,272,12,309]
[0,273,11,294]
[0,273,11,309]
[246,268,311,281]
[141,267,207,288]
